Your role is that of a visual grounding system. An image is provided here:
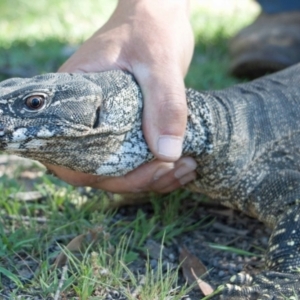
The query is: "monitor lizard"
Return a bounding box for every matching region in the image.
[0,64,300,299]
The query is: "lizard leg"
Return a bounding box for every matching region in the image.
[222,206,300,299]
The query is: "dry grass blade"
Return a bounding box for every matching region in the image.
[191,268,214,296]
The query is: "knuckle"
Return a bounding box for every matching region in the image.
[158,95,187,118]
[157,97,187,134]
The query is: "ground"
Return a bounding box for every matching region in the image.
[0,1,267,299]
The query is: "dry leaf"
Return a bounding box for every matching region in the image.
[53,226,104,267]
[179,246,214,295]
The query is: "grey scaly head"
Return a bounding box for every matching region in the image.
[0,71,153,175]
[0,70,212,176]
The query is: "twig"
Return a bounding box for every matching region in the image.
[2,214,47,223]
[54,264,68,300]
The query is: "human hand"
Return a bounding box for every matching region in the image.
[52,0,197,193]
[45,157,197,194]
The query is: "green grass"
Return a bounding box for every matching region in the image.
[0,0,259,298]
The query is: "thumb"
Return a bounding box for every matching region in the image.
[134,65,187,162]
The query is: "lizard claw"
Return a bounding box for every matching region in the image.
[221,271,300,300]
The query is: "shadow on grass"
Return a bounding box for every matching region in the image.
[0,31,240,91]
[187,27,241,91]
[0,38,77,81]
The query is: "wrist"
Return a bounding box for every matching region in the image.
[115,0,191,17]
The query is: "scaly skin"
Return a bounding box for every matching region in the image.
[1,65,300,298]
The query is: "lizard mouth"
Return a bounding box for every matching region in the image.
[0,125,11,139]
[0,127,7,149]
[93,106,101,129]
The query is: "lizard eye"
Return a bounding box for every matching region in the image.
[25,95,45,110]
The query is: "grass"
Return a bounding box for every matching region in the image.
[0,0,260,299]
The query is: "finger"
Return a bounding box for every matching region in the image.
[91,157,197,193]
[149,157,197,192]
[150,171,197,194]
[44,162,166,193]
[158,172,197,194]
[133,64,187,162]
[90,160,176,193]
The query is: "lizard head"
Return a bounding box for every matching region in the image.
[0,71,150,175]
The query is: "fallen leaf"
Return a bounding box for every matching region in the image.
[179,246,214,295]
[53,226,105,267]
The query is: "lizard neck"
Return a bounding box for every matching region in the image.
[184,87,242,197]
[183,89,220,159]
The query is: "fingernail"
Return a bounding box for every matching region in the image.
[179,173,196,185]
[158,135,183,159]
[153,165,174,181]
[174,164,197,179]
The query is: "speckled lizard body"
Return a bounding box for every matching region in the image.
[0,65,300,298]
